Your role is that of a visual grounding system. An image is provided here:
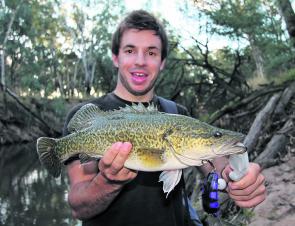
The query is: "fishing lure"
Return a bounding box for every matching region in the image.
[201,153,249,218]
[201,171,220,216]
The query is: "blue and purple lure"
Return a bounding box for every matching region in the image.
[201,171,220,216]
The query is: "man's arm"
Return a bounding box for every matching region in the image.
[199,156,266,208]
[67,142,137,219]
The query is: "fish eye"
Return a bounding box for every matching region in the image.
[213,131,223,138]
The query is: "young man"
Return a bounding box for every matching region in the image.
[63,10,266,226]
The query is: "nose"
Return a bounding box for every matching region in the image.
[135,51,146,66]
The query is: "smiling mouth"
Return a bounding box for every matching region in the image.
[130,72,148,84]
[131,72,147,77]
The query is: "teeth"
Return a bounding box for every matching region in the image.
[133,73,145,77]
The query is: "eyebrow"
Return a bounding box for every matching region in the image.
[122,44,135,49]
[148,46,160,51]
[122,44,160,51]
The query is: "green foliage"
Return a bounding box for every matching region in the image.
[1,0,125,98]
[0,0,294,117]
[193,0,294,82]
[274,68,295,84]
[48,97,67,118]
[207,0,265,38]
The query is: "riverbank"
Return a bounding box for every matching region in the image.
[0,94,82,144]
[249,154,295,226]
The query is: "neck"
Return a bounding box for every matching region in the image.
[113,88,154,103]
[113,81,154,102]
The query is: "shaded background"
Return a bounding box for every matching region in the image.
[1,0,294,225]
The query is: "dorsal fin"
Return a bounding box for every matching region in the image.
[67,103,107,133]
[67,103,159,133]
[116,102,159,114]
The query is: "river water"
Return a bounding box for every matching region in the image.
[0,143,80,226]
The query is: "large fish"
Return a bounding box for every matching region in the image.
[37,103,246,195]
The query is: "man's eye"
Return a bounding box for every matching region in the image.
[125,49,133,54]
[149,52,156,56]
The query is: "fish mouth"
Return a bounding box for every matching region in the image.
[233,141,247,152]
[213,139,247,156]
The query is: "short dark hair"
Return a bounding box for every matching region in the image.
[111,10,168,61]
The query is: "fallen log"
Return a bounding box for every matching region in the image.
[274,81,295,116]
[255,118,294,168]
[244,93,282,154]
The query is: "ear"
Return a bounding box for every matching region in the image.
[112,54,119,68]
[160,59,166,71]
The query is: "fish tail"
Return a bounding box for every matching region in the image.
[36,137,61,177]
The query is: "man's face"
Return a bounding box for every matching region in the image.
[112,29,165,97]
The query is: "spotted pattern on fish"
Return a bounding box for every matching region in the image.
[37,103,246,177]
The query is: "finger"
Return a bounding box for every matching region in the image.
[221,165,232,182]
[234,191,267,208]
[228,180,266,201]
[228,163,261,190]
[100,142,122,167]
[228,173,265,196]
[109,142,132,174]
[119,168,138,180]
[104,166,137,184]
[82,160,99,174]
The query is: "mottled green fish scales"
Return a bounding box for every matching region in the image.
[36,103,246,178]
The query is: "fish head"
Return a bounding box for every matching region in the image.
[192,123,247,157]
[204,127,247,156]
[177,120,247,160]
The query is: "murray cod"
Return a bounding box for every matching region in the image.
[37,103,246,195]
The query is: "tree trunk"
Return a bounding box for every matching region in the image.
[248,34,266,79]
[70,59,80,97]
[82,49,91,96]
[1,2,22,110]
[57,72,64,97]
[90,60,97,94]
[1,9,18,90]
[0,52,5,91]
[276,0,295,46]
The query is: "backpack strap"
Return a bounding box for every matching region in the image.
[157,96,178,114]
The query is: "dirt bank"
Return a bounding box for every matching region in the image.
[249,154,295,226]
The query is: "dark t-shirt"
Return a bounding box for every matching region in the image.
[63,93,190,226]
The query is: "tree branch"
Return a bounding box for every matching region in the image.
[208,86,284,124]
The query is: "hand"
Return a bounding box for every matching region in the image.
[222,162,266,208]
[98,142,138,185]
[66,142,137,219]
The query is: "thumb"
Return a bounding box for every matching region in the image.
[221,164,232,183]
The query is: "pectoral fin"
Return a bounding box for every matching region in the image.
[159,170,182,198]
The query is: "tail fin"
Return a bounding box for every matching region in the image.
[36,137,61,177]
